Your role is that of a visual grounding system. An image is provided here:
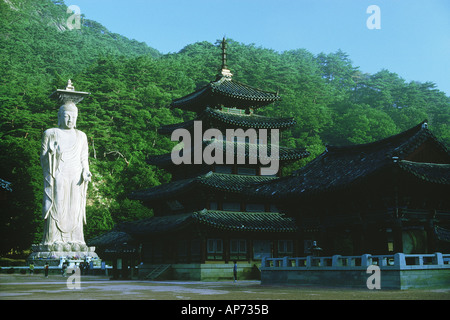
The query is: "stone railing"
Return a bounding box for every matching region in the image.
[261,253,450,270]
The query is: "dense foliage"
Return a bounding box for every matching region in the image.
[1,0,449,254]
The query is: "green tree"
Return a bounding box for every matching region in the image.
[0,137,42,254]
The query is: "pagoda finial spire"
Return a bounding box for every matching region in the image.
[221,36,228,70]
[220,37,233,78]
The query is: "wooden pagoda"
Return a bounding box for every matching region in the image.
[90,38,309,280]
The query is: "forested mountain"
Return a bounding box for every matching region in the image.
[1,0,449,255]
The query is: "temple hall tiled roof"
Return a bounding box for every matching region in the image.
[88,230,133,249]
[250,121,450,199]
[128,172,277,202]
[158,108,295,135]
[147,139,309,167]
[397,161,450,185]
[435,226,450,242]
[170,76,281,112]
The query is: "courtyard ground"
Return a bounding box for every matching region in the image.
[1,273,449,300]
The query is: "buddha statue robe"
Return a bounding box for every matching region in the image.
[41,127,90,245]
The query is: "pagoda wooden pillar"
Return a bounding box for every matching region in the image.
[224,236,230,263]
[247,239,252,263]
[426,215,437,253]
[392,219,403,253]
[200,236,207,263]
[351,224,365,255]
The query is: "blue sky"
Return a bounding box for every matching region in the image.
[65,0,450,96]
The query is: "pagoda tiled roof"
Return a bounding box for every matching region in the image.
[147,140,309,167]
[98,209,297,238]
[203,107,295,129]
[170,76,281,112]
[128,172,277,202]
[192,209,297,233]
[250,121,450,198]
[158,119,196,135]
[158,107,296,135]
[119,213,194,236]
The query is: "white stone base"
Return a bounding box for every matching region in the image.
[28,243,98,261]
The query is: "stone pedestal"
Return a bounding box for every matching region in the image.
[28,242,98,265]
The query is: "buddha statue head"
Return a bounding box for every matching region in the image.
[58,101,78,129]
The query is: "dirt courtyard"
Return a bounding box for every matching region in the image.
[1,274,449,301]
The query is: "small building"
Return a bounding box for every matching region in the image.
[250,121,450,256]
[88,231,137,279]
[0,178,12,201]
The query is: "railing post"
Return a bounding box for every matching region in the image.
[332,255,342,267]
[417,255,423,266]
[378,256,387,267]
[433,252,444,265]
[394,253,406,268]
[261,256,268,268]
[361,254,372,267]
[306,256,312,268]
[282,256,289,267]
[319,257,325,266]
[347,256,355,267]
[299,258,306,267]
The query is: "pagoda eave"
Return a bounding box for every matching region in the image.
[146,142,309,168]
[158,107,296,135]
[98,210,297,239]
[128,172,278,203]
[170,77,280,112]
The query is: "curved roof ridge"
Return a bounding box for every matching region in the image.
[170,85,209,107]
[326,120,427,154]
[398,159,450,166]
